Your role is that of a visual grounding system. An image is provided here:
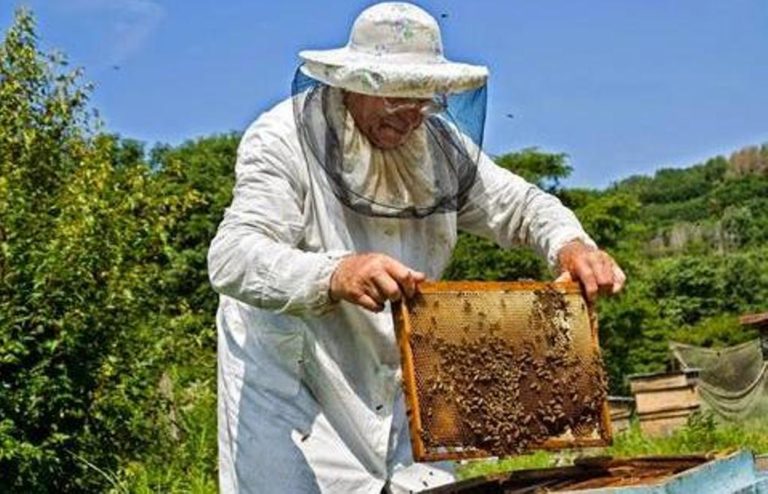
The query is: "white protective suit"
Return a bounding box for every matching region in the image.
[208,96,595,493]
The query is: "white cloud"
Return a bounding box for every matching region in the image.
[108,1,164,63]
[54,0,165,64]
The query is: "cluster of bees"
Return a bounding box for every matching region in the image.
[414,288,608,457]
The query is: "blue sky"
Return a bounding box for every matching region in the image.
[3,0,767,187]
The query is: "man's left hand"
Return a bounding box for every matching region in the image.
[555,240,626,301]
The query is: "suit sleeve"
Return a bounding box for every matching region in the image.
[457,152,596,271]
[207,122,348,315]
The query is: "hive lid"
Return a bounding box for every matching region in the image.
[740,312,768,330]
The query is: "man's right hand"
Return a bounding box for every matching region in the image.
[329,253,426,312]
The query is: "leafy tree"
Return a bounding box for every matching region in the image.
[728,145,768,178]
[670,314,756,348]
[574,193,639,249]
[649,257,721,325]
[0,10,203,491]
[597,291,655,392]
[443,233,547,281]
[150,134,238,314]
[494,148,572,193]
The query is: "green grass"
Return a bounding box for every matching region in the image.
[458,450,563,480]
[457,413,768,480]
[109,378,218,494]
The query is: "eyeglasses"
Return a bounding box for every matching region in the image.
[382,94,448,116]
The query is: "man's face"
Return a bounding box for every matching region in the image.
[343,92,428,150]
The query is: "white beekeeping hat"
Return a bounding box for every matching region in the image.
[299,2,488,98]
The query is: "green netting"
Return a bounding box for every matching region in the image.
[670,339,768,422]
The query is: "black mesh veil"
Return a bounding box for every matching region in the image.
[292,65,487,218]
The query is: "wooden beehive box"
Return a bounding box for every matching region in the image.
[628,369,701,437]
[392,281,612,462]
[607,396,635,433]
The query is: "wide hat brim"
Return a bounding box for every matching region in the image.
[299,47,488,98]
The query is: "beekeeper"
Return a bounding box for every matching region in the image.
[208,2,625,493]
